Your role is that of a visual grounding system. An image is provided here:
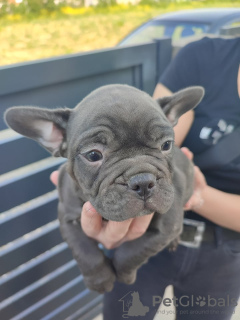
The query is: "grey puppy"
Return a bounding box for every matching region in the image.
[5,84,204,293]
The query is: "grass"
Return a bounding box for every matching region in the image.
[1,1,240,66]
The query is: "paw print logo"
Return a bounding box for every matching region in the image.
[195,296,206,307]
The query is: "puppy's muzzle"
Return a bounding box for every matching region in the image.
[128,173,156,199]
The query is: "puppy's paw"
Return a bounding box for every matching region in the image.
[84,266,116,293]
[117,270,137,285]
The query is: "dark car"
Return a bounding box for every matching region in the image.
[118,8,240,46]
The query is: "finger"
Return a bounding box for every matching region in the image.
[126,213,154,242]
[81,202,102,238]
[181,147,193,161]
[50,171,59,186]
[101,218,133,248]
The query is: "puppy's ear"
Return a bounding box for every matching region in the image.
[156,86,204,126]
[4,106,72,157]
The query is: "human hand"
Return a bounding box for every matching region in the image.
[181,147,207,211]
[50,171,154,249]
[81,203,153,249]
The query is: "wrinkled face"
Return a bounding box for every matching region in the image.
[68,91,175,221]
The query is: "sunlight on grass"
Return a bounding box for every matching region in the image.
[0,1,240,66]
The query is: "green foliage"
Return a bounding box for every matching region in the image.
[44,0,56,12]
[13,2,28,15]
[26,0,42,14]
[0,0,10,17]
[23,0,57,14]
[139,0,170,6]
[0,0,60,17]
[97,0,117,8]
[1,0,240,18]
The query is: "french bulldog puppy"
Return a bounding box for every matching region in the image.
[5,84,204,293]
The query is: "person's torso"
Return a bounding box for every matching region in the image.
[183,38,240,195]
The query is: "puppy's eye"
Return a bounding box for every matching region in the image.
[161,141,172,151]
[84,150,103,162]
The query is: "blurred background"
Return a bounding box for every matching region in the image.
[1,0,240,66]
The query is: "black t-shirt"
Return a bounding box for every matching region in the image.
[159,37,240,222]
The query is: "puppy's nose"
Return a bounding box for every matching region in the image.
[128,173,156,198]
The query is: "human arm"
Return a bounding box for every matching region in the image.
[181,148,240,232]
[185,175,240,232]
[194,187,240,232]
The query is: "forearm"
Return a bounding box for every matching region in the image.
[193,185,240,232]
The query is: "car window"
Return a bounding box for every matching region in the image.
[121,25,165,45]
[121,21,209,45]
[164,24,207,39]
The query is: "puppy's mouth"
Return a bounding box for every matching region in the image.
[101,206,154,223]
[94,185,173,222]
[91,171,174,222]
